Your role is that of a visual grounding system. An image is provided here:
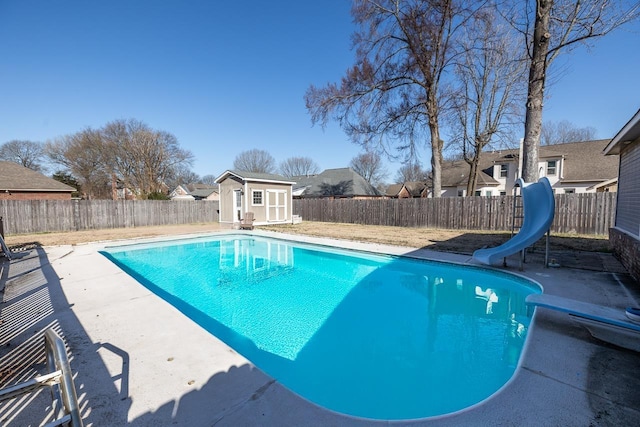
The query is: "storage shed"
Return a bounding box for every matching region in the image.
[214,170,295,227]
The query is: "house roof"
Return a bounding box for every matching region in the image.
[440,158,501,188]
[292,168,381,197]
[214,170,295,185]
[403,181,428,197]
[438,139,617,187]
[0,161,76,192]
[604,108,640,155]
[539,139,617,181]
[189,188,218,198]
[385,183,403,197]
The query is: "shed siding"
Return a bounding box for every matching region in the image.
[219,177,243,223]
[246,182,292,223]
[616,142,640,236]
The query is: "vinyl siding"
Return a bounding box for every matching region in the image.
[616,142,640,236]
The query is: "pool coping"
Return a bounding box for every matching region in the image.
[2,230,640,425]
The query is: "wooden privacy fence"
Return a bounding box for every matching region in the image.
[293,192,617,236]
[0,200,219,235]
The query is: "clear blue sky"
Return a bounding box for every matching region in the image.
[1,1,639,183]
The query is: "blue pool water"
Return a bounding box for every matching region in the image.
[101,234,540,420]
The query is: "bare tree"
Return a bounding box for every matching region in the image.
[201,174,218,185]
[350,151,387,186]
[233,149,276,173]
[279,156,320,178]
[395,162,429,183]
[165,164,201,190]
[450,8,527,196]
[540,120,597,145]
[45,128,111,199]
[508,0,639,181]
[306,0,482,197]
[102,119,194,198]
[0,140,46,172]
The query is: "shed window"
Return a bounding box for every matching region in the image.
[252,190,264,206]
[547,160,557,175]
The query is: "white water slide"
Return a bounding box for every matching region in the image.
[473,177,555,266]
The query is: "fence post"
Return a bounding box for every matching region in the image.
[73,200,80,231]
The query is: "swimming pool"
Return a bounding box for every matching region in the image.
[101,234,541,420]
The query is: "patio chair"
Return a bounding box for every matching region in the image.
[239,212,255,230]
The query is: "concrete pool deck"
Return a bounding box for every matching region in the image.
[1,230,640,426]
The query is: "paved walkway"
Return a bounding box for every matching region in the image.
[1,231,640,426]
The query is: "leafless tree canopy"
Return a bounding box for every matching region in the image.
[395,162,429,183]
[306,0,482,197]
[0,140,46,172]
[164,164,201,190]
[540,120,598,145]
[449,7,527,195]
[45,128,112,199]
[279,156,320,178]
[101,119,193,197]
[201,174,218,185]
[350,151,387,186]
[233,149,276,174]
[46,119,194,199]
[507,0,640,181]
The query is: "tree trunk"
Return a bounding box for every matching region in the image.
[429,125,443,198]
[466,158,479,196]
[522,0,553,183]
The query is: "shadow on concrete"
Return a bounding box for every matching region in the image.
[422,231,612,257]
[0,246,131,426]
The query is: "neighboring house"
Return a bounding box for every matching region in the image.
[437,139,618,197]
[398,181,429,198]
[215,170,294,226]
[292,168,382,199]
[603,108,640,282]
[189,184,219,201]
[385,183,403,198]
[0,161,75,200]
[170,185,190,198]
[169,184,219,201]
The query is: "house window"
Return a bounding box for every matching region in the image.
[500,191,507,196]
[474,191,481,196]
[252,190,264,206]
[500,164,508,178]
[457,189,464,197]
[547,160,557,175]
[485,190,492,197]
[564,188,575,194]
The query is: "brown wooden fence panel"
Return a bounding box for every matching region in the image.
[0,200,219,235]
[293,192,617,236]
[0,194,615,236]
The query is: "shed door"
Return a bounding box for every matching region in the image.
[266,190,287,222]
[234,190,243,221]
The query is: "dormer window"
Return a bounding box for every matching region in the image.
[499,164,508,178]
[547,160,557,175]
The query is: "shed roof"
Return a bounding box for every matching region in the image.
[0,161,76,192]
[215,170,295,185]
